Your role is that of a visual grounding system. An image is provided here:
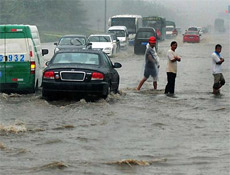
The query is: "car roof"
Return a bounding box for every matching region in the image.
[55,48,104,54]
[89,34,112,36]
[61,35,86,38]
[137,27,156,32]
[166,26,174,28]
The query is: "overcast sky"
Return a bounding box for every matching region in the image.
[154,0,230,28]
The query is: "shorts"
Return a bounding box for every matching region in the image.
[213,73,225,89]
[144,67,158,81]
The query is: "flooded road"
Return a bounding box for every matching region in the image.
[0,32,229,175]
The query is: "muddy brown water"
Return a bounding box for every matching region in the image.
[0,33,229,175]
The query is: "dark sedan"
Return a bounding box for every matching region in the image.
[134,27,159,55]
[54,35,90,53]
[42,49,121,99]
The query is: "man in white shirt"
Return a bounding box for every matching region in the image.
[164,41,181,95]
[211,44,225,95]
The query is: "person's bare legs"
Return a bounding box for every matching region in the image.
[136,77,147,91]
[153,81,157,90]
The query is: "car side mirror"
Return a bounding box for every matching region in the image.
[45,61,50,66]
[42,49,49,56]
[113,62,122,68]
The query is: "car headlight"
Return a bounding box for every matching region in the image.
[104,47,112,51]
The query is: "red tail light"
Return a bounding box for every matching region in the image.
[30,61,36,74]
[91,72,104,80]
[43,71,54,79]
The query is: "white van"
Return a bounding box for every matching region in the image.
[108,26,129,48]
[0,25,48,93]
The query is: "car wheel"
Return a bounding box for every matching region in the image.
[42,89,55,100]
[42,88,49,98]
[102,84,110,99]
[30,80,38,93]
[134,48,138,55]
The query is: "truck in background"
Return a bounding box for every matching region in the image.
[214,18,225,33]
[108,15,142,45]
[142,16,166,41]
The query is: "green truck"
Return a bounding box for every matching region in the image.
[143,16,166,40]
[0,25,48,93]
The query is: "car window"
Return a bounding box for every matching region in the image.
[185,31,199,35]
[108,30,125,37]
[52,52,99,65]
[166,27,174,31]
[59,37,85,45]
[101,52,113,67]
[88,36,111,42]
[136,31,155,39]
[188,27,198,31]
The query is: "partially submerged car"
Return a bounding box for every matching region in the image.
[108,26,129,49]
[42,49,122,99]
[88,34,118,57]
[54,35,89,53]
[183,31,200,43]
[166,26,177,38]
[134,27,158,55]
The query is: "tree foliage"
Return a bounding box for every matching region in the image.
[0,0,86,32]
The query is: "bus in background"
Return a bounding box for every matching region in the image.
[214,18,225,33]
[108,15,142,45]
[142,16,166,40]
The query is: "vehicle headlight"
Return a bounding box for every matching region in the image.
[104,47,112,51]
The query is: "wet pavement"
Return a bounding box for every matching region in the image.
[0,32,229,175]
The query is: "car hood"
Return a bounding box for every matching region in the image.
[117,37,126,42]
[166,31,173,34]
[91,42,113,49]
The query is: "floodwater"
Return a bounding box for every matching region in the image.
[0,32,229,175]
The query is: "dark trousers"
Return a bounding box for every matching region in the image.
[165,72,176,94]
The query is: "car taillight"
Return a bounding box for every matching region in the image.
[43,71,55,79]
[30,61,36,74]
[91,72,104,80]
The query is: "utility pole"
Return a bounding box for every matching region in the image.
[104,0,107,32]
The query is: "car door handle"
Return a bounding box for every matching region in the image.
[4,56,7,61]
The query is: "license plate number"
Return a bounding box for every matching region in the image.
[141,42,148,45]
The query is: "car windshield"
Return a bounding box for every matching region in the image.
[59,37,86,46]
[166,27,174,31]
[185,31,199,35]
[52,52,100,65]
[108,30,125,37]
[188,27,198,31]
[88,36,111,42]
[136,31,154,39]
